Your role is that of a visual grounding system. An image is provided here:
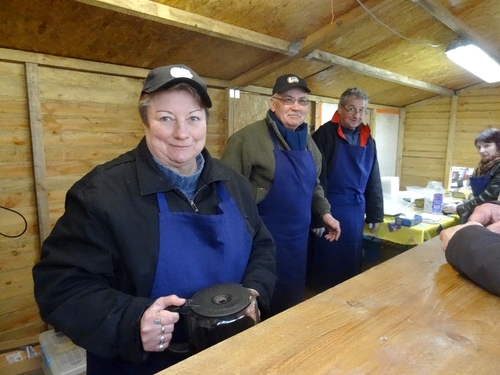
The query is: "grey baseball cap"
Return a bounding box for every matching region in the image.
[142,64,212,108]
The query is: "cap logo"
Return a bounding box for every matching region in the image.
[170,67,193,79]
[287,76,300,84]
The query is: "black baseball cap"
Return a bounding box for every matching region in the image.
[272,74,311,95]
[142,64,212,108]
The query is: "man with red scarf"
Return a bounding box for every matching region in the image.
[308,87,383,292]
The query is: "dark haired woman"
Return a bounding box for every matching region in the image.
[443,128,500,222]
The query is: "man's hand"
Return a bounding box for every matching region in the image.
[468,203,500,233]
[322,214,341,241]
[439,221,483,251]
[486,221,500,234]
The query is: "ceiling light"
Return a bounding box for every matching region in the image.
[445,40,500,83]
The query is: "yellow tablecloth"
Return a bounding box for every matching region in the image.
[363,212,460,245]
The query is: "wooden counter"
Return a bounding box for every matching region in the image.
[158,237,500,374]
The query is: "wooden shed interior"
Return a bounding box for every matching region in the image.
[1,0,500,365]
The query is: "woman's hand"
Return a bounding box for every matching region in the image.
[442,203,458,214]
[140,295,186,352]
[245,288,261,323]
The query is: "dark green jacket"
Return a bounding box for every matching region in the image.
[221,112,331,220]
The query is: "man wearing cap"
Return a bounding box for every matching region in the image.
[221,74,340,315]
[33,64,276,374]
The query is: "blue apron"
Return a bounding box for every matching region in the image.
[309,142,373,292]
[150,182,251,299]
[257,130,316,315]
[469,174,491,197]
[87,182,252,375]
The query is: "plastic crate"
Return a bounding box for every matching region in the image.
[40,330,86,375]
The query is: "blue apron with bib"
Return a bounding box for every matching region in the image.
[257,130,316,315]
[469,174,491,197]
[86,182,251,375]
[309,142,373,292]
[150,182,251,299]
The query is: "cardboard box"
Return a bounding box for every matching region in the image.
[395,214,422,227]
[0,353,42,375]
[39,330,86,375]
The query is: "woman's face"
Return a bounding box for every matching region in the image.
[476,141,499,162]
[144,89,207,175]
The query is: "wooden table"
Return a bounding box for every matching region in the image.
[158,237,500,374]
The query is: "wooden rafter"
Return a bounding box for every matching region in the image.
[74,0,455,95]
[74,0,292,54]
[229,0,400,87]
[414,0,500,62]
[308,50,455,96]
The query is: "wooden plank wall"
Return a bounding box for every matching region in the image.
[401,82,500,190]
[0,50,226,350]
[453,83,500,167]
[400,96,452,189]
[0,61,43,350]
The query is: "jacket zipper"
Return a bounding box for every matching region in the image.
[188,184,207,213]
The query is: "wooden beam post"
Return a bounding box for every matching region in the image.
[25,63,51,244]
[444,95,458,190]
[395,107,406,178]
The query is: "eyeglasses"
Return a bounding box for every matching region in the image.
[342,105,367,116]
[273,96,310,106]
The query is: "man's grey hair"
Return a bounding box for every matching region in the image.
[339,88,369,107]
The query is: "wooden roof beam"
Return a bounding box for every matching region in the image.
[229,0,399,88]
[414,0,500,62]
[74,0,292,54]
[308,50,455,96]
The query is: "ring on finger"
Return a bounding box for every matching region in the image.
[159,343,164,351]
[160,335,165,345]
[154,311,161,325]
[161,325,165,334]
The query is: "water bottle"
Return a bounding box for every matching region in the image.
[424,181,444,214]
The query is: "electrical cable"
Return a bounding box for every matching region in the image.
[0,205,28,238]
[355,0,442,48]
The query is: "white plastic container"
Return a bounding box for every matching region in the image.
[40,329,86,375]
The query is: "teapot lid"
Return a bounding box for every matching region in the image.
[191,283,251,318]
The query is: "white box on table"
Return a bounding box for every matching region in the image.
[40,329,86,375]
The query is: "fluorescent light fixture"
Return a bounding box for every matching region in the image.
[445,40,500,83]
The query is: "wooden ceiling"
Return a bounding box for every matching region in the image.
[1,0,499,107]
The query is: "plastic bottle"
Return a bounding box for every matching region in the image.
[424,181,445,214]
